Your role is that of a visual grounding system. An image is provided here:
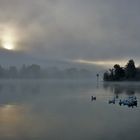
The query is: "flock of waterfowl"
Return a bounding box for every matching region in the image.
[91,95,138,108]
[109,96,138,108]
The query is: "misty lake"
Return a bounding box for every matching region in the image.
[0,79,140,140]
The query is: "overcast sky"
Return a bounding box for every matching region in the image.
[0,0,140,67]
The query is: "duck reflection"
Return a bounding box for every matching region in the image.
[108,96,138,108]
[103,83,139,108]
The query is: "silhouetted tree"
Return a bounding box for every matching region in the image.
[125,59,136,79]
[20,64,27,78]
[103,71,110,81]
[108,68,114,80]
[114,64,125,80]
[8,66,18,78]
[103,59,138,81]
[0,63,97,79]
[27,64,41,78]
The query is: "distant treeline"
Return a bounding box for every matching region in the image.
[103,59,140,81]
[0,64,93,79]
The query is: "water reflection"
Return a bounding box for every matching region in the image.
[0,80,97,140]
[103,82,140,108]
[0,104,26,138]
[0,80,139,140]
[103,82,140,95]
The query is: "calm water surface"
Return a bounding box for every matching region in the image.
[0,80,140,140]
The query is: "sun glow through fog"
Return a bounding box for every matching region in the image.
[0,27,18,51]
[2,41,14,50]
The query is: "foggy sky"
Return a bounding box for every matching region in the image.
[0,0,140,67]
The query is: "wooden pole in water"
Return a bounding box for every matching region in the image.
[96,73,99,82]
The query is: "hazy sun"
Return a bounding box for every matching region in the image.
[2,41,14,50]
[0,27,17,51]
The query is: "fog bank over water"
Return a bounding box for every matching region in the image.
[0,0,140,66]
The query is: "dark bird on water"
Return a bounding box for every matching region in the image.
[91,96,96,101]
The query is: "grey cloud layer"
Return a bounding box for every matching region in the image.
[0,0,140,62]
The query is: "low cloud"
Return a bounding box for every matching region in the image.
[0,0,140,66]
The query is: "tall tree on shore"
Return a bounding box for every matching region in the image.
[103,71,109,81]
[114,64,125,80]
[125,59,136,79]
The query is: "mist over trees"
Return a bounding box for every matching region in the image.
[0,64,94,79]
[103,59,140,81]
